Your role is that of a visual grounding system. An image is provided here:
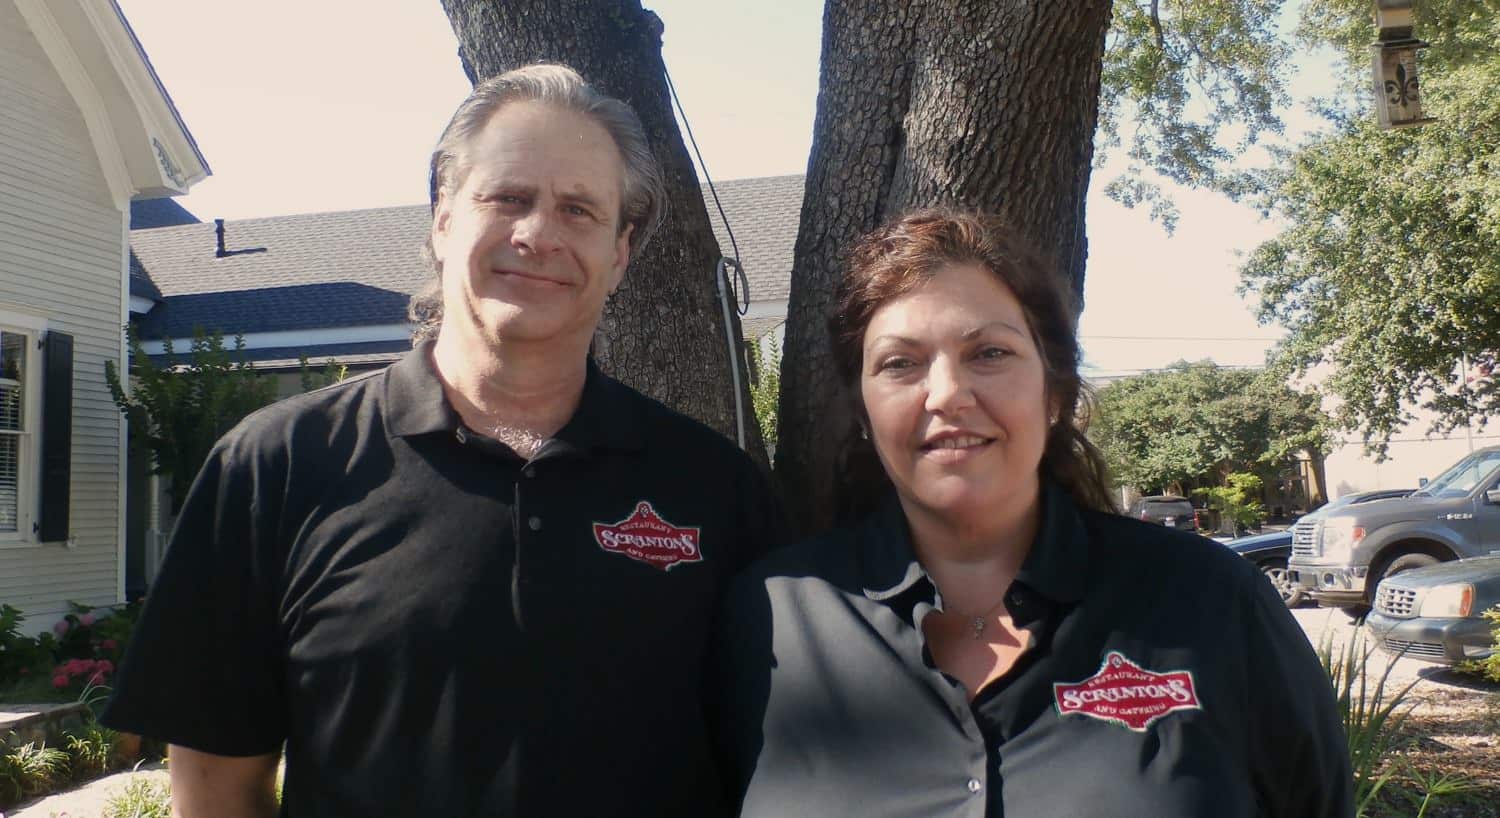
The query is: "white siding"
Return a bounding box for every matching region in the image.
[0,0,126,625]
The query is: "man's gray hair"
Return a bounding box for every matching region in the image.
[410,63,667,343]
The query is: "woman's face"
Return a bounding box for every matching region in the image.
[860,262,1053,522]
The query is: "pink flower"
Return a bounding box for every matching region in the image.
[87,671,107,686]
[96,660,114,674]
[52,675,69,689]
[79,613,96,627]
[53,619,70,636]
[100,639,118,651]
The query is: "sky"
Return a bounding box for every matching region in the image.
[116,0,1346,377]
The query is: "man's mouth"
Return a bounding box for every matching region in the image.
[493,268,568,286]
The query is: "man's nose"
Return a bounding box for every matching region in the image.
[511,207,563,256]
[924,357,975,415]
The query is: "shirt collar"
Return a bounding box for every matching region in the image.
[857,482,1090,606]
[384,340,644,453]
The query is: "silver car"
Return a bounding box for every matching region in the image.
[1364,554,1500,665]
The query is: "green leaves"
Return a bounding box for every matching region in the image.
[1240,11,1500,456]
[104,326,279,511]
[1090,360,1331,493]
[1098,0,1293,226]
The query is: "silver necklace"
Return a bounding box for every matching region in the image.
[962,596,1011,640]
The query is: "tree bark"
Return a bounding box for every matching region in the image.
[776,0,1112,534]
[439,0,767,465]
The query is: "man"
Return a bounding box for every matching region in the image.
[103,64,781,817]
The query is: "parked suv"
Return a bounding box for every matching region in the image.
[1127,495,1197,532]
[1288,445,1500,612]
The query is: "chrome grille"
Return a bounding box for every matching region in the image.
[1375,585,1418,618]
[1381,638,1447,660]
[1291,520,1320,557]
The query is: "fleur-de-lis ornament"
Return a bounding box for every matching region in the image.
[1384,62,1420,109]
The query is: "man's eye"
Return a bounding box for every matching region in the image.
[563,204,593,218]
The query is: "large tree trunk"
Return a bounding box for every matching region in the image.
[439,0,766,465]
[776,0,1112,534]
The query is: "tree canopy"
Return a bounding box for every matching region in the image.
[1090,360,1331,494]
[1239,1,1500,456]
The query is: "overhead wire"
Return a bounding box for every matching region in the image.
[663,60,750,449]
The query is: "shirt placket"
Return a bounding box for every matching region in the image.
[909,596,998,816]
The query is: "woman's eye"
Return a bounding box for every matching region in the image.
[976,346,1011,361]
[877,357,914,372]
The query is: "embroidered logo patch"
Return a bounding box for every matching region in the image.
[592,501,703,571]
[1053,651,1201,732]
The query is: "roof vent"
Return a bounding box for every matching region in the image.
[214,218,227,258]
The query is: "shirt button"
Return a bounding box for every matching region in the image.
[527,516,542,531]
[967,777,982,794]
[1007,590,1024,607]
[523,467,536,479]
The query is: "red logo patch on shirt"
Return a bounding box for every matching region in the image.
[592,501,703,571]
[1053,651,1201,732]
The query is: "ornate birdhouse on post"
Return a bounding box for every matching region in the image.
[1371,0,1435,129]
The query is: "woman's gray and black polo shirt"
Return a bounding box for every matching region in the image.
[711,486,1353,818]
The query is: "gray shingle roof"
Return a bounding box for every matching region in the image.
[130,205,432,338]
[129,175,805,340]
[129,198,200,230]
[700,175,802,303]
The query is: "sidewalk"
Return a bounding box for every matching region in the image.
[5,762,167,818]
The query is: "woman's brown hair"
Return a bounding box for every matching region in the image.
[827,208,1117,516]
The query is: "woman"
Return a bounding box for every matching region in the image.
[711,210,1352,818]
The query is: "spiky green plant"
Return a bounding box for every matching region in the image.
[1,738,69,799]
[1317,628,1420,817]
[66,722,121,777]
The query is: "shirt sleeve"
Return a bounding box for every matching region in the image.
[1242,574,1355,818]
[729,455,789,573]
[100,430,288,756]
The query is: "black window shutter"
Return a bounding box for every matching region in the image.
[38,330,72,542]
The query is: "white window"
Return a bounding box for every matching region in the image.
[0,314,43,544]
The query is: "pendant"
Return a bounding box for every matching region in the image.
[972,616,987,640]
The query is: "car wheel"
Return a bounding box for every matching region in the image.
[1379,552,1441,580]
[1259,559,1304,608]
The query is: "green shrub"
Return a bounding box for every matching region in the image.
[1194,472,1266,533]
[66,722,121,777]
[1,600,142,703]
[748,337,781,452]
[1458,606,1500,683]
[0,738,69,805]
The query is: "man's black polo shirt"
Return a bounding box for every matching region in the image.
[103,342,781,817]
[711,486,1353,818]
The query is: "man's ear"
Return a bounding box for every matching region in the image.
[608,223,634,294]
[430,189,452,263]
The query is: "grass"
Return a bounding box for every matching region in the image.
[102,773,172,818]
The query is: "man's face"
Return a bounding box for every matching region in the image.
[431,100,632,354]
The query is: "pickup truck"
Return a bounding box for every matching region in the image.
[1288,444,1500,612]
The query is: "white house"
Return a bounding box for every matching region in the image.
[1,0,208,631]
